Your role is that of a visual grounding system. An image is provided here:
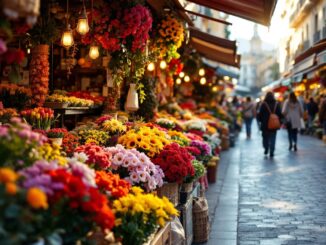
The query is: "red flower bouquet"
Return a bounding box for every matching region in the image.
[95,171,131,199]
[81,2,152,53]
[152,143,194,183]
[48,169,115,232]
[74,144,112,169]
[62,132,80,157]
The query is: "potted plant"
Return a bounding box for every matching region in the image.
[46,128,67,146]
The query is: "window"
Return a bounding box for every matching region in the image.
[306,24,309,40]
[323,7,326,25]
[314,13,318,32]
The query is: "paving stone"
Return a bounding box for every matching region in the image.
[203,126,326,245]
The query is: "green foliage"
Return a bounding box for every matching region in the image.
[184,160,205,183]
[28,17,59,45]
[136,77,158,120]
[113,212,158,245]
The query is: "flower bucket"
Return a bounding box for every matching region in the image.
[207,158,219,183]
[49,137,63,146]
[125,83,139,112]
[180,182,193,193]
[157,182,179,206]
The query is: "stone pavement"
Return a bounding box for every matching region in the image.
[203,125,326,245]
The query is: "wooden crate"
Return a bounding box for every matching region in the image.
[150,222,171,245]
[177,197,193,245]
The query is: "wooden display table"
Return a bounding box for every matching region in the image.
[53,106,102,127]
[149,222,172,245]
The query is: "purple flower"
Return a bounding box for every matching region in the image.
[68,158,96,187]
[190,140,212,156]
[0,39,7,55]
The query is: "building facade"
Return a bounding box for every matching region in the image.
[278,0,326,79]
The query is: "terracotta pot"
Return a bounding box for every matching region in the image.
[125,83,139,112]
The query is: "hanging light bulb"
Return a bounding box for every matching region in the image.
[89,44,100,59]
[184,75,190,82]
[199,68,205,76]
[76,12,89,35]
[200,77,206,85]
[176,78,182,85]
[160,60,167,70]
[147,62,155,71]
[179,71,185,78]
[61,0,74,49]
[61,24,74,48]
[212,86,218,92]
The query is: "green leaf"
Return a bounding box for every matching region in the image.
[5,204,21,219]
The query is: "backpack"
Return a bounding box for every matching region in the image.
[264,102,281,130]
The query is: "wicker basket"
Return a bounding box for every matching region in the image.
[157,182,179,206]
[193,197,209,243]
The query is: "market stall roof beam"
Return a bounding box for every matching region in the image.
[186,0,277,26]
[146,0,194,26]
[182,8,232,25]
[190,27,240,67]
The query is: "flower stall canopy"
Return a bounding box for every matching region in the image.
[189,27,240,68]
[186,0,277,26]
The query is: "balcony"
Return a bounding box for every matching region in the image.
[313,31,321,44]
[289,0,316,28]
[303,40,310,50]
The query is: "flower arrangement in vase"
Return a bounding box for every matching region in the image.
[47,128,67,146]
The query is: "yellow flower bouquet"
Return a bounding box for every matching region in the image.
[46,94,94,107]
[112,186,178,245]
[118,126,171,158]
[101,118,127,135]
[156,14,185,61]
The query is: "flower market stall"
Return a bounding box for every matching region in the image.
[0,0,240,244]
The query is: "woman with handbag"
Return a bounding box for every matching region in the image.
[257,92,283,158]
[242,96,256,139]
[282,92,303,151]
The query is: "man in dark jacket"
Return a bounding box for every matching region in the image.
[257,92,283,158]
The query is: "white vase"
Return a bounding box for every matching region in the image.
[125,83,139,112]
[50,138,63,146]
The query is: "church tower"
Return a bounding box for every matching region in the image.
[250,24,262,55]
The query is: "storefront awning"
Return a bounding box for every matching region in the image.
[215,66,239,79]
[187,0,277,26]
[190,28,240,67]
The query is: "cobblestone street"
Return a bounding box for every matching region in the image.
[204,125,326,245]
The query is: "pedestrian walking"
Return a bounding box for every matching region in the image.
[306,97,319,134]
[242,96,256,139]
[257,92,283,158]
[319,95,326,143]
[282,92,303,151]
